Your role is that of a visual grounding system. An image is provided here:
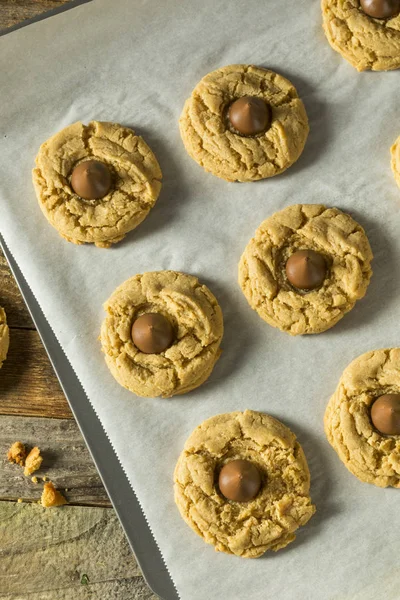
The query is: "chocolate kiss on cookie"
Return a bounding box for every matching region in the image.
[360,0,400,19]
[371,394,400,435]
[71,160,112,200]
[131,313,174,354]
[286,249,327,290]
[228,96,272,136]
[218,459,262,502]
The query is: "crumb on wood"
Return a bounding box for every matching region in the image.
[31,476,39,484]
[41,481,68,508]
[17,498,23,504]
[7,442,27,466]
[43,476,48,482]
[24,447,43,477]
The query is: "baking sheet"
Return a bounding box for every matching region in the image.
[1,1,400,598]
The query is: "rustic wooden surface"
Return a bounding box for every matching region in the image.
[0,0,71,30]
[0,4,157,598]
[0,503,155,599]
[0,245,72,419]
[1,415,110,506]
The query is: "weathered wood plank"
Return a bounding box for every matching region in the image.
[0,0,71,31]
[0,415,110,506]
[0,250,34,330]
[1,578,157,600]
[0,328,72,419]
[0,502,156,599]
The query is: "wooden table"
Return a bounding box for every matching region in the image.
[0,3,156,598]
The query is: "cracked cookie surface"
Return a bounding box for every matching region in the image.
[325,349,400,487]
[322,0,400,71]
[174,410,315,558]
[33,121,162,248]
[238,204,373,335]
[100,271,223,398]
[179,64,309,182]
[391,134,400,188]
[0,307,9,369]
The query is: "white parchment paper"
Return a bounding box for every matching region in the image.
[1,1,400,598]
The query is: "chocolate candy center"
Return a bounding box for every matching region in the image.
[370,394,400,435]
[71,160,112,200]
[228,96,272,136]
[218,459,262,502]
[360,0,400,18]
[285,249,327,291]
[131,313,174,354]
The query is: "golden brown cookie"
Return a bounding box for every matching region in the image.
[100,271,223,398]
[238,204,373,335]
[0,306,9,368]
[325,349,400,487]
[24,447,43,477]
[41,481,68,507]
[322,0,400,71]
[179,64,309,182]
[33,121,162,248]
[174,410,315,558]
[7,442,26,466]
[391,134,400,187]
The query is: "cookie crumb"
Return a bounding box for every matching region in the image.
[31,476,39,484]
[17,498,23,504]
[7,441,27,466]
[43,476,48,482]
[24,447,43,477]
[41,481,68,508]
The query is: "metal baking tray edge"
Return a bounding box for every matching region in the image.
[0,233,179,600]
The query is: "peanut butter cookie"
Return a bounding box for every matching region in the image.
[325,348,400,487]
[100,271,223,398]
[391,134,400,188]
[179,64,309,182]
[238,204,373,335]
[0,306,9,368]
[33,121,162,248]
[174,410,315,558]
[322,0,400,71]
